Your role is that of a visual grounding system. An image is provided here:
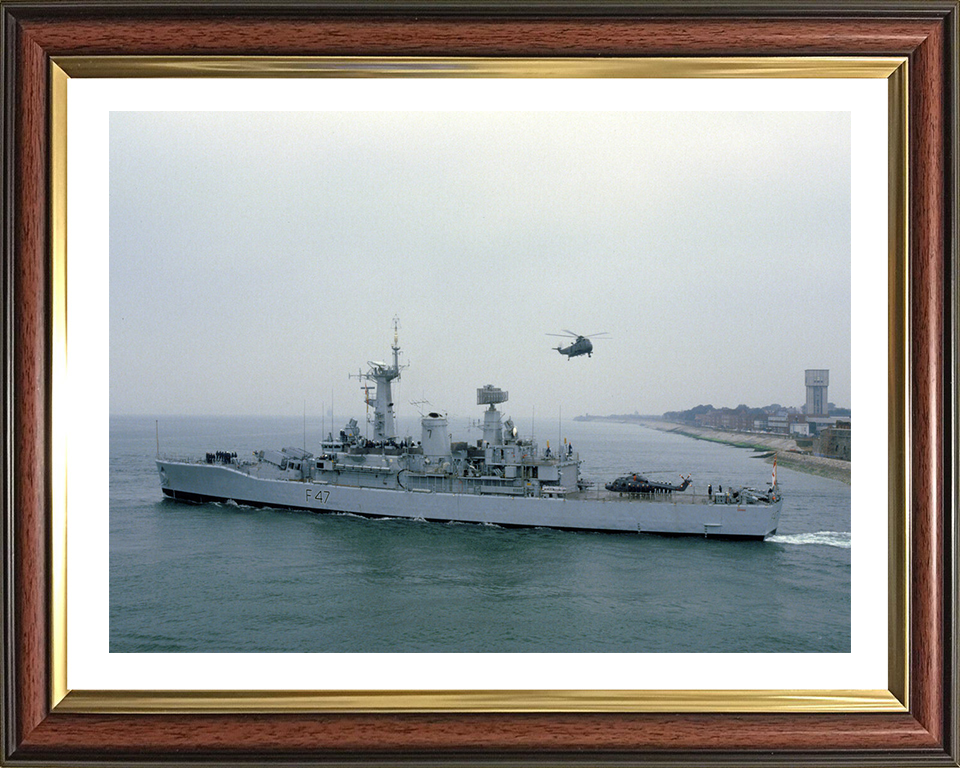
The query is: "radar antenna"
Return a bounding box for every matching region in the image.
[477,384,509,409]
[476,385,509,447]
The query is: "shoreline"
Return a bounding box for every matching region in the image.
[585,418,851,485]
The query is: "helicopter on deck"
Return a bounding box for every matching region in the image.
[547,330,610,359]
[605,474,692,495]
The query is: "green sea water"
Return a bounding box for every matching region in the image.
[110,416,851,653]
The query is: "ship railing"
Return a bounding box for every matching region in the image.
[159,455,202,464]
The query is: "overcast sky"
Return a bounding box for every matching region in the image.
[110,110,851,421]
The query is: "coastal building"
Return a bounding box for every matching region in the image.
[789,420,810,437]
[806,416,838,435]
[695,407,760,432]
[805,369,830,416]
[768,411,789,434]
[817,421,851,460]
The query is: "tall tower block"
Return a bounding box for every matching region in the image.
[805,369,829,416]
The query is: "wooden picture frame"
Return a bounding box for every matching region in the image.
[2,2,957,765]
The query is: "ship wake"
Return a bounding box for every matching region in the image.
[768,531,850,549]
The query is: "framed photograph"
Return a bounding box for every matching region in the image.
[2,2,956,765]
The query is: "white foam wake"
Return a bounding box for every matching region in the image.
[768,531,851,549]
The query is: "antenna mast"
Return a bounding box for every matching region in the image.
[349,318,407,441]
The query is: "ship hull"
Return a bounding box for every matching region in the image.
[157,460,781,540]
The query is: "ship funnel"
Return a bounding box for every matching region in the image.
[421,414,451,457]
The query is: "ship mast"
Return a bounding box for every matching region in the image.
[351,318,406,441]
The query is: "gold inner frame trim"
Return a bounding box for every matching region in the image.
[50,62,69,709]
[55,55,903,79]
[49,55,909,715]
[886,62,910,711]
[56,688,905,714]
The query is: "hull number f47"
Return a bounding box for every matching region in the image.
[308,489,331,504]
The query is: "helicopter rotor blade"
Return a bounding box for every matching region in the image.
[546,333,576,338]
[562,329,579,337]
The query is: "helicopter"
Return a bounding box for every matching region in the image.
[547,330,610,359]
[605,474,692,495]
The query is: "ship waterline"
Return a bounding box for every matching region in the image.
[158,460,782,539]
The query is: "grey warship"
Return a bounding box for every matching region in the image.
[156,326,782,539]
